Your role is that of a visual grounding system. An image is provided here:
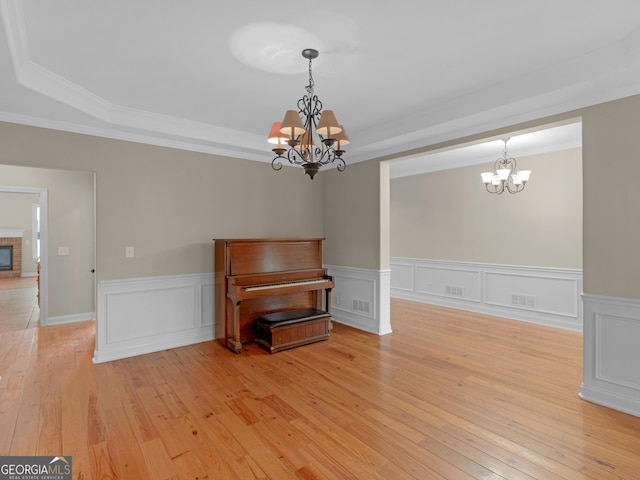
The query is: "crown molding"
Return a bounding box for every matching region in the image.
[0,0,268,160]
[0,112,270,162]
[357,34,640,164]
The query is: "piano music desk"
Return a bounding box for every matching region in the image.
[254,308,331,354]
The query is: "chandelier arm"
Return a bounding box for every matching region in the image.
[299,95,322,130]
[313,146,326,163]
[485,181,505,194]
[287,147,306,166]
[505,181,525,194]
[315,139,334,165]
[271,156,283,171]
[271,146,308,168]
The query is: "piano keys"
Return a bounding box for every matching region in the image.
[244,277,330,292]
[214,238,334,353]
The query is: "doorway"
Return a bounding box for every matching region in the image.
[386,120,583,328]
[0,186,48,329]
[0,164,96,332]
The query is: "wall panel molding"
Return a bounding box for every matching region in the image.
[93,273,215,363]
[581,294,640,417]
[326,265,392,336]
[391,257,583,331]
[92,267,391,363]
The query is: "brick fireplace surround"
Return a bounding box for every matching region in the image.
[0,230,23,279]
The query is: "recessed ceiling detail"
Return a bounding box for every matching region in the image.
[1,1,640,166]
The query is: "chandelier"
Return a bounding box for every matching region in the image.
[268,48,348,180]
[480,137,531,194]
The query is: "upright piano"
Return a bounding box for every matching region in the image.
[214,238,334,353]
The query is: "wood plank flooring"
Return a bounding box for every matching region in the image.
[2,297,640,479]
[0,276,39,333]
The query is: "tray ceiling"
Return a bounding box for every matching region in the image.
[1,0,639,168]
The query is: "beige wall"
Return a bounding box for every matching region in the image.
[92,140,324,280]
[582,96,640,298]
[0,165,94,316]
[323,159,383,270]
[0,123,323,319]
[2,91,640,313]
[0,192,39,275]
[322,93,640,300]
[390,148,583,268]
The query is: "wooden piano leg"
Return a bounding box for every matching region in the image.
[226,299,244,354]
[226,338,243,354]
[325,287,333,331]
[325,287,332,313]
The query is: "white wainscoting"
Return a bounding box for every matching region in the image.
[93,273,215,363]
[326,265,392,336]
[391,258,583,331]
[581,294,640,417]
[92,267,390,363]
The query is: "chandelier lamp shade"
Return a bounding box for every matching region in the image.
[268,48,348,179]
[480,137,531,194]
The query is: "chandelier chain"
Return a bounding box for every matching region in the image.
[306,55,315,95]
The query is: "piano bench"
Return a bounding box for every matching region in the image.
[254,308,331,354]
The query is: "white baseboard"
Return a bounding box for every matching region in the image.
[93,273,215,363]
[581,294,640,418]
[48,312,95,325]
[391,257,583,331]
[325,265,392,335]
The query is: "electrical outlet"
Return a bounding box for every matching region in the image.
[125,246,134,258]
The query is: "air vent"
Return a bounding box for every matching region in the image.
[352,299,371,314]
[511,293,536,308]
[445,285,464,297]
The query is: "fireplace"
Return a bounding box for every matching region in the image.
[0,229,24,279]
[0,245,12,271]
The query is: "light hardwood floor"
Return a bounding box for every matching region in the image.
[1,297,640,479]
[0,276,39,333]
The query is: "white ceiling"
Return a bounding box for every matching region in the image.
[1,0,639,171]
